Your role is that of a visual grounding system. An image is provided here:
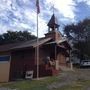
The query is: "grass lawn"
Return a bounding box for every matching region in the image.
[0,75,90,90]
[0,76,59,90]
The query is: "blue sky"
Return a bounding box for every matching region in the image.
[0,0,90,37]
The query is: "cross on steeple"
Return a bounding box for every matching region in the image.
[53,4,55,15]
[45,6,62,41]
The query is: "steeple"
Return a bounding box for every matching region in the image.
[45,14,62,41]
[47,14,59,32]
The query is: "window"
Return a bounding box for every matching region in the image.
[0,55,10,62]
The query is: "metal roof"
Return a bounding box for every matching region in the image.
[0,37,52,52]
[0,43,20,52]
[0,36,71,52]
[11,37,52,49]
[45,38,67,45]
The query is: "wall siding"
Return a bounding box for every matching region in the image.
[0,52,11,82]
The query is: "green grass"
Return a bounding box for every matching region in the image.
[0,76,90,90]
[0,76,59,90]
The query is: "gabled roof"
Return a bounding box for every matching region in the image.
[45,37,71,49]
[0,36,71,52]
[11,37,52,50]
[0,43,20,52]
[0,37,52,52]
[45,37,67,45]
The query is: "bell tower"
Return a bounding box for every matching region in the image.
[47,14,59,32]
[45,14,62,41]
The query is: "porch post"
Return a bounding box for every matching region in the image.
[55,45,57,60]
[69,50,73,70]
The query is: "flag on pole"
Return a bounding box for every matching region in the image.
[36,0,40,14]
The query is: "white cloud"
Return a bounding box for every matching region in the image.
[24,9,36,23]
[31,15,48,37]
[0,25,8,34]
[38,16,48,37]
[23,9,48,37]
[45,0,76,19]
[0,0,90,38]
[19,23,31,29]
[86,0,90,5]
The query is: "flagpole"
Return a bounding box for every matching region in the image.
[36,11,39,80]
[36,0,40,80]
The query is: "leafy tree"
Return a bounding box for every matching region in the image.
[0,30,36,45]
[64,18,90,60]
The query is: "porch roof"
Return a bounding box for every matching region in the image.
[45,38,71,49]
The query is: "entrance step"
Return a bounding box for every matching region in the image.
[59,66,72,71]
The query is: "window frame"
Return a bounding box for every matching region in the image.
[0,55,11,63]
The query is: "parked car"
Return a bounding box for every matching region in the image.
[80,60,90,67]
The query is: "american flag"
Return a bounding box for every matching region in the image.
[36,0,40,14]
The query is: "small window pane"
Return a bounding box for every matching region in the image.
[0,56,10,61]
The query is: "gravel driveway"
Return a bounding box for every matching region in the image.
[48,68,90,90]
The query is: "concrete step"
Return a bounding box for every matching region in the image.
[59,66,73,71]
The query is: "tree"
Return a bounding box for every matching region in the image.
[64,18,90,60]
[0,30,36,45]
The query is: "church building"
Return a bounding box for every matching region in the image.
[0,14,71,82]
